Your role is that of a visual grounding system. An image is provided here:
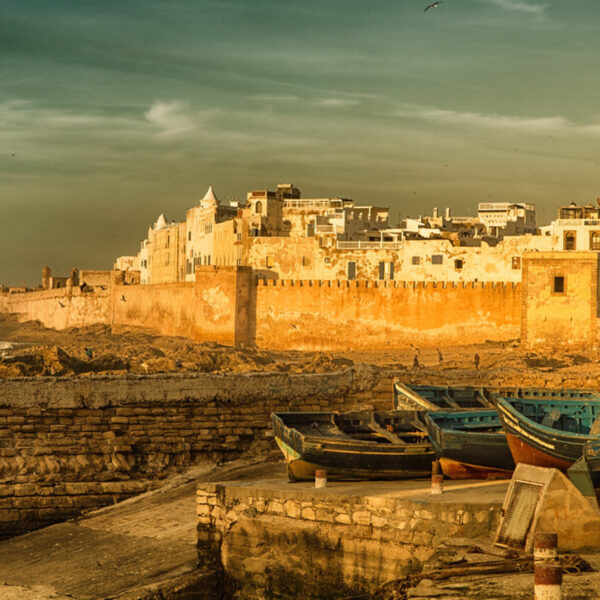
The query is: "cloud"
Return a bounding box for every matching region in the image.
[314,98,361,108]
[144,101,196,137]
[252,94,299,102]
[394,104,600,137]
[484,0,548,16]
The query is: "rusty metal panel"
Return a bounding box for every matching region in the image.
[496,480,544,548]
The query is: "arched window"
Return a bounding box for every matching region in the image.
[254,201,262,214]
[590,231,600,251]
[564,231,576,250]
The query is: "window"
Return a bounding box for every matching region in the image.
[432,255,443,265]
[347,261,357,280]
[553,276,565,294]
[302,256,311,267]
[251,227,259,237]
[254,201,262,214]
[564,231,576,251]
[389,262,394,280]
[188,231,191,241]
[411,256,421,266]
[379,262,385,280]
[307,222,315,236]
[591,231,600,251]
[454,259,463,270]
[266,256,273,268]
[512,257,521,270]
[324,257,331,264]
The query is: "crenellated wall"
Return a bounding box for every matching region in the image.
[253,278,521,350]
[1,267,521,349]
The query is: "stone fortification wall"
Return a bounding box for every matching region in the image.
[254,279,521,350]
[111,281,196,339]
[196,482,501,599]
[1,288,110,330]
[0,368,390,538]
[2,268,521,349]
[111,266,253,346]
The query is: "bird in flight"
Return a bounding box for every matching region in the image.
[425,1,442,11]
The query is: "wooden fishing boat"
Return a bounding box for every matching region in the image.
[393,382,494,411]
[492,396,600,478]
[393,381,600,411]
[271,410,434,481]
[424,410,515,479]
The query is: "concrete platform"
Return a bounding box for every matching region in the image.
[222,476,510,504]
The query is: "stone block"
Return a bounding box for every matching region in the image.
[335,513,351,524]
[301,507,316,521]
[352,511,371,526]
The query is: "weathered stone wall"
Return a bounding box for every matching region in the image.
[196,482,502,600]
[254,279,522,350]
[522,251,599,350]
[1,269,522,350]
[111,280,197,339]
[0,368,392,539]
[1,287,110,330]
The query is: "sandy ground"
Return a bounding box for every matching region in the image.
[2,314,600,391]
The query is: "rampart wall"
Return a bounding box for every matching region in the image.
[0,368,390,539]
[1,268,521,349]
[254,279,521,350]
[2,288,110,330]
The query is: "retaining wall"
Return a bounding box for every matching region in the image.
[0,368,392,538]
[196,482,502,599]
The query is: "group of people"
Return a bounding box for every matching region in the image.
[412,349,480,370]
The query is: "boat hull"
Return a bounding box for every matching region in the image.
[425,413,515,479]
[276,434,434,481]
[272,411,434,481]
[439,457,513,480]
[505,432,572,471]
[494,397,600,471]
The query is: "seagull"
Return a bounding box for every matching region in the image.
[425,1,441,11]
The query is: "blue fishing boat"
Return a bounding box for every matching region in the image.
[492,396,600,481]
[424,410,515,479]
[393,381,600,412]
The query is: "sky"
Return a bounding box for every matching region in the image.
[1,0,599,285]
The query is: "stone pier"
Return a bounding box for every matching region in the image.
[196,478,508,599]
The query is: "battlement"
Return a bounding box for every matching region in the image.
[255,278,519,290]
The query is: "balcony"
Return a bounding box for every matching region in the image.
[337,241,403,250]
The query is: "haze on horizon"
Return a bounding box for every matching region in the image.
[1,0,599,286]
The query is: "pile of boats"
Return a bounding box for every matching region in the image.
[271,382,600,486]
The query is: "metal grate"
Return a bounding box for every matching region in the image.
[496,480,544,548]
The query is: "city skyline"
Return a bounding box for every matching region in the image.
[1,0,599,285]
